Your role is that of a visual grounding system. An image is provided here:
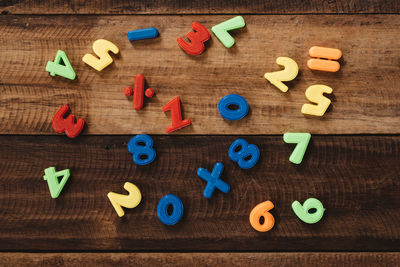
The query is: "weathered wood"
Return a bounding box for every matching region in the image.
[1,0,399,15]
[0,252,399,266]
[0,135,398,251]
[1,15,400,135]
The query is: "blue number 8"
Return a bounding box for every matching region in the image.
[228,139,260,169]
[128,134,156,165]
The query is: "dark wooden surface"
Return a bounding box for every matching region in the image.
[0,135,398,251]
[1,15,400,134]
[0,253,399,266]
[1,0,399,265]
[1,0,399,14]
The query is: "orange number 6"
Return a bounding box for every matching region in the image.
[249,200,275,232]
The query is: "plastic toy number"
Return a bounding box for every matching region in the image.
[228,139,260,169]
[157,194,184,226]
[128,134,156,165]
[52,105,85,138]
[177,22,210,55]
[301,84,333,116]
[283,133,311,164]
[46,50,76,80]
[82,39,119,71]
[264,57,299,92]
[249,200,275,232]
[292,198,325,224]
[212,16,245,48]
[107,182,142,217]
[162,97,191,133]
[43,167,70,198]
[217,94,249,121]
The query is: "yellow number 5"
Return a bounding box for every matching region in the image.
[107,182,141,217]
[264,57,299,92]
[82,39,119,71]
[301,84,333,116]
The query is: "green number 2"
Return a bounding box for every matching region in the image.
[46,50,76,80]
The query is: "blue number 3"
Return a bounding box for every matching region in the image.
[128,134,156,165]
[228,139,260,169]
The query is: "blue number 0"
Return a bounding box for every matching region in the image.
[157,194,184,226]
[217,94,249,121]
[127,134,156,165]
[228,139,260,169]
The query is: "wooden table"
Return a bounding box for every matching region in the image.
[0,0,399,265]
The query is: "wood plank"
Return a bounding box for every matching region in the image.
[0,253,399,266]
[1,0,399,15]
[1,15,400,135]
[0,135,398,251]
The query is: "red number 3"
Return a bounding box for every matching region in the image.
[52,105,85,138]
[177,22,210,55]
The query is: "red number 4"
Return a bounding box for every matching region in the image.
[162,97,191,133]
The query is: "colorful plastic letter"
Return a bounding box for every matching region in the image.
[212,16,245,48]
[228,139,260,169]
[157,194,184,226]
[283,133,311,164]
[249,200,275,232]
[52,105,85,138]
[292,198,325,224]
[177,22,210,55]
[162,97,191,133]
[197,162,230,199]
[218,94,249,121]
[108,182,142,217]
[127,27,159,41]
[301,84,333,116]
[127,134,156,165]
[264,57,299,92]
[307,46,342,72]
[46,50,76,80]
[82,39,119,71]
[43,167,70,198]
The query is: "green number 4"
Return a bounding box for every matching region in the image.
[43,167,70,198]
[46,50,76,80]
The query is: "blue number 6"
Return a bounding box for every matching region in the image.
[228,139,260,169]
[128,134,156,165]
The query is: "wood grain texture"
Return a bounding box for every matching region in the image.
[0,252,399,266]
[0,135,398,251]
[1,0,399,15]
[1,15,400,135]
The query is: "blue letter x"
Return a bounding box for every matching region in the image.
[197,162,230,199]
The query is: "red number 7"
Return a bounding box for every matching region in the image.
[177,22,210,55]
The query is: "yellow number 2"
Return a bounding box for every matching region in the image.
[82,39,119,71]
[264,57,299,92]
[301,84,333,116]
[107,182,141,217]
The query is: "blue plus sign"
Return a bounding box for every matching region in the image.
[197,162,230,199]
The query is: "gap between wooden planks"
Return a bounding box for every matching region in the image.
[1,0,399,14]
[0,15,399,135]
[0,135,398,251]
[0,253,399,266]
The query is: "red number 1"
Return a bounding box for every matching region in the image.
[162,97,191,133]
[177,22,210,55]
